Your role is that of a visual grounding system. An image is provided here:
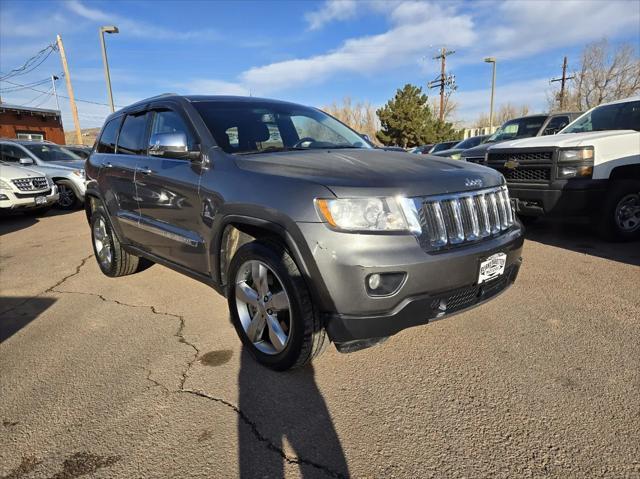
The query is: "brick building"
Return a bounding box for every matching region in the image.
[0,104,65,144]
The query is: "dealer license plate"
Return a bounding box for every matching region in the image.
[34,196,46,206]
[478,253,506,284]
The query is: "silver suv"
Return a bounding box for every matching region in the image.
[0,140,87,209]
[86,94,524,370]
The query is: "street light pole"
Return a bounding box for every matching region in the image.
[484,57,496,131]
[99,25,119,113]
[51,75,61,112]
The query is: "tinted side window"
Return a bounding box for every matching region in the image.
[543,116,569,134]
[96,117,121,154]
[0,144,27,162]
[117,112,150,155]
[149,110,196,149]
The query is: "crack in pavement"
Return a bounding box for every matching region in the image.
[180,389,349,479]
[0,254,94,317]
[4,254,345,479]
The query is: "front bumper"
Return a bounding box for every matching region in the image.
[296,223,524,343]
[508,179,607,217]
[0,186,59,210]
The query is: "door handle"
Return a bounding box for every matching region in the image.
[137,166,153,175]
[104,162,113,168]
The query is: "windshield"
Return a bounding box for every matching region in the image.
[486,116,547,142]
[23,144,82,161]
[562,100,640,133]
[453,136,485,150]
[431,141,458,153]
[193,101,372,155]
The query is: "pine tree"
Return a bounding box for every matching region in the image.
[376,84,460,148]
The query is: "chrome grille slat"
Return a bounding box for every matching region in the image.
[416,186,515,250]
[12,177,48,191]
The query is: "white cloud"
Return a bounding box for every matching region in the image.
[305,0,358,30]
[64,0,219,40]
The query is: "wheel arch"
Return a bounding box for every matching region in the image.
[213,215,336,312]
[609,164,640,181]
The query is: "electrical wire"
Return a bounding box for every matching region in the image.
[1,79,123,108]
[22,87,54,107]
[0,44,58,81]
[0,77,55,93]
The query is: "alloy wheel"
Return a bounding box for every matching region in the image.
[57,184,75,208]
[615,193,640,233]
[234,260,291,355]
[93,217,113,269]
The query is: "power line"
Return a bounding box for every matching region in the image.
[0,44,58,81]
[1,79,123,108]
[0,75,62,93]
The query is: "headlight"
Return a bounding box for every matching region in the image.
[0,178,12,190]
[558,165,593,179]
[558,147,594,162]
[316,197,420,232]
[72,169,86,179]
[450,153,461,160]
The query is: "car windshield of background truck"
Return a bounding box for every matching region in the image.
[562,100,640,133]
[23,144,82,162]
[193,101,372,155]
[485,116,547,142]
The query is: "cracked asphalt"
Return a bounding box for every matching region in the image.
[1,211,639,478]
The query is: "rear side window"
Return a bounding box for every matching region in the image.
[96,117,121,154]
[0,144,28,163]
[117,112,150,155]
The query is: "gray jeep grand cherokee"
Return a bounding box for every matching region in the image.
[85,94,524,370]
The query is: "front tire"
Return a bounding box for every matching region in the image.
[90,208,141,277]
[55,180,79,210]
[227,240,328,371]
[596,180,640,241]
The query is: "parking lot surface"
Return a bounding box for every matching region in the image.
[1,211,639,478]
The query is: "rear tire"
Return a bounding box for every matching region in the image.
[596,180,640,241]
[90,207,141,277]
[227,240,328,371]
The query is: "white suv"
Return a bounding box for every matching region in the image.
[0,162,59,213]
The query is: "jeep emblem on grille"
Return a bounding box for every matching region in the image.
[504,159,519,169]
[464,178,483,188]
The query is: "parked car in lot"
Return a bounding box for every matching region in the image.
[484,96,640,240]
[0,140,86,209]
[409,144,434,154]
[0,161,59,214]
[432,135,489,160]
[461,112,581,164]
[65,144,93,159]
[85,94,523,370]
[429,140,459,154]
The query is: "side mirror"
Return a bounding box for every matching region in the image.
[361,133,371,142]
[149,132,200,160]
[19,157,34,165]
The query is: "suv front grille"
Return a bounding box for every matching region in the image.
[416,185,515,251]
[496,167,550,182]
[488,151,553,163]
[12,177,48,191]
[463,156,485,164]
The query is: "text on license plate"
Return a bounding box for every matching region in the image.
[35,196,46,205]
[478,252,507,284]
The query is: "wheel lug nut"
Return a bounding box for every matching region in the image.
[263,296,268,302]
[267,309,273,315]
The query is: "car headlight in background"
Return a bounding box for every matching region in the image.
[558,147,594,162]
[450,153,461,160]
[72,169,86,179]
[316,197,421,233]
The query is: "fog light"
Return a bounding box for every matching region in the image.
[366,272,406,297]
[0,194,8,200]
[368,273,381,290]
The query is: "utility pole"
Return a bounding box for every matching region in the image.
[428,47,456,122]
[56,34,82,144]
[99,25,119,113]
[484,57,497,130]
[51,75,61,112]
[550,56,575,110]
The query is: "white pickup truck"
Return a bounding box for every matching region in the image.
[483,96,640,240]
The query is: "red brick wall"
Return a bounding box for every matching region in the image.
[0,110,66,144]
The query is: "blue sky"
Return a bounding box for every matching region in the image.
[1,0,639,130]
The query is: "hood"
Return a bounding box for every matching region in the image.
[43,159,85,170]
[459,141,496,157]
[432,148,463,158]
[491,130,638,149]
[0,162,47,180]
[234,149,503,197]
